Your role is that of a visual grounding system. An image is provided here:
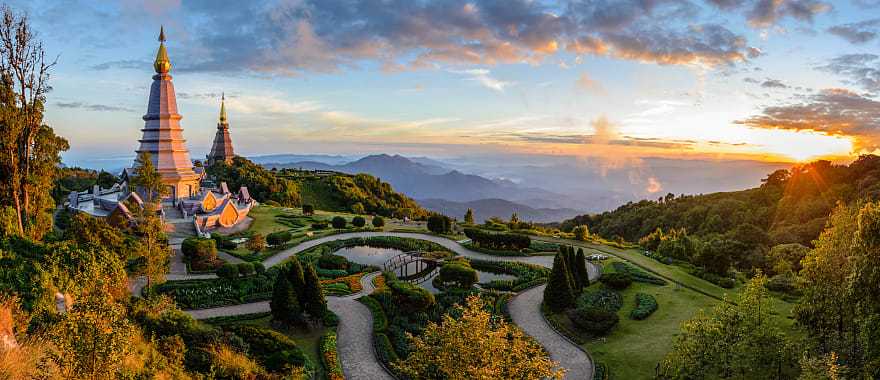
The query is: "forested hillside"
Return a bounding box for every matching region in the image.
[563,156,880,245]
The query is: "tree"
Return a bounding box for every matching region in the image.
[660,274,796,379]
[133,211,168,287]
[544,252,576,312]
[302,204,314,215]
[572,225,589,241]
[576,248,589,287]
[427,214,452,234]
[270,273,302,325]
[510,212,519,227]
[464,208,474,225]
[266,231,292,247]
[372,215,385,228]
[247,233,266,253]
[393,295,564,380]
[0,5,67,240]
[301,264,326,320]
[768,243,809,275]
[287,256,306,300]
[96,170,117,189]
[49,292,135,379]
[331,216,346,229]
[351,202,365,214]
[132,151,166,204]
[352,216,366,227]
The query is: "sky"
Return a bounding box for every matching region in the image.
[11,0,880,168]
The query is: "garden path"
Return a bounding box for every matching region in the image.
[173,232,599,379]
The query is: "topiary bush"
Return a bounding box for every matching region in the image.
[331,216,346,229]
[600,272,632,290]
[629,293,658,320]
[217,263,239,279]
[577,288,623,312]
[372,216,385,228]
[237,262,255,276]
[434,262,478,289]
[352,216,366,228]
[318,254,348,270]
[567,306,619,336]
[266,231,292,247]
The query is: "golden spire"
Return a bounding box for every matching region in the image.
[154,26,171,74]
[219,92,227,123]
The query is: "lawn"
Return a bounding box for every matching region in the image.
[204,313,326,379]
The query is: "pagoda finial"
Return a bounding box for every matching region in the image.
[154,26,171,74]
[219,92,227,123]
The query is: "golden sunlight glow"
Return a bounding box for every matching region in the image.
[749,129,854,162]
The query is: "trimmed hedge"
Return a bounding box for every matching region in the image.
[352,216,366,227]
[600,272,632,290]
[577,288,623,312]
[611,262,667,285]
[464,228,531,250]
[266,231,293,246]
[630,293,658,320]
[375,332,399,364]
[358,296,388,332]
[331,216,347,229]
[567,306,619,336]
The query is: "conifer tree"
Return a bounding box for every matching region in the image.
[576,248,589,286]
[464,208,475,225]
[544,252,576,312]
[564,246,581,290]
[287,255,306,299]
[301,263,327,320]
[270,272,301,325]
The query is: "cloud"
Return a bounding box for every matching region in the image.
[575,72,604,93]
[704,0,831,28]
[761,78,789,88]
[55,101,134,112]
[129,0,764,75]
[90,59,150,71]
[737,88,880,151]
[819,54,880,93]
[828,18,880,44]
[450,69,512,92]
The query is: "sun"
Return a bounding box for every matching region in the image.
[759,130,854,163]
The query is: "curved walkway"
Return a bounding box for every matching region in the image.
[177,231,598,380]
[186,272,392,380]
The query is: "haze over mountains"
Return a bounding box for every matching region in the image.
[254,153,791,223]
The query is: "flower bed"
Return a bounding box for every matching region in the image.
[320,329,344,380]
[322,273,364,294]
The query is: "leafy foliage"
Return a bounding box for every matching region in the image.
[544,252,576,312]
[427,214,453,234]
[464,228,531,250]
[629,293,658,320]
[292,172,427,218]
[600,272,632,290]
[208,156,301,206]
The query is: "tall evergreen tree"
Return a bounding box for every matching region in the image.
[544,252,576,312]
[576,248,589,286]
[271,273,302,325]
[464,208,475,225]
[287,255,306,299]
[301,263,327,320]
[565,246,581,290]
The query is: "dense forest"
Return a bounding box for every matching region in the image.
[558,156,880,272]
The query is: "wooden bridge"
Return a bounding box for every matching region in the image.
[382,251,441,282]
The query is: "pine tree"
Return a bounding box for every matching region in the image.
[564,246,580,290]
[301,264,327,320]
[287,256,306,299]
[270,273,301,325]
[464,208,475,225]
[544,252,576,312]
[576,248,589,286]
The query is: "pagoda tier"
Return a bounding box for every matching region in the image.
[207,94,235,165]
[133,27,200,201]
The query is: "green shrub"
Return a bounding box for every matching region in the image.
[427,214,453,234]
[387,281,435,313]
[567,306,619,336]
[600,272,632,290]
[221,325,312,374]
[253,262,266,275]
[315,267,349,278]
[323,310,339,327]
[237,262,255,276]
[358,296,388,332]
[217,263,239,279]
[331,216,346,229]
[577,288,623,312]
[302,204,315,215]
[692,268,736,288]
[629,293,658,320]
[318,254,348,270]
[435,262,478,289]
[464,228,531,250]
[611,262,666,285]
[372,216,385,228]
[182,237,217,264]
[352,216,366,227]
[210,233,237,250]
[375,332,399,364]
[266,231,292,246]
[311,221,328,229]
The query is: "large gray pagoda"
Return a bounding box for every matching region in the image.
[131,26,200,201]
[207,94,235,166]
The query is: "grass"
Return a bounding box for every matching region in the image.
[538,241,800,378]
[205,313,326,379]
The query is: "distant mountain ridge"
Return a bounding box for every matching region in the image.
[418,198,583,223]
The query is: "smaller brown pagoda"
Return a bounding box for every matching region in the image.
[207,93,235,166]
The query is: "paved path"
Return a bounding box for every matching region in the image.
[508,265,600,380]
[186,272,392,380]
[175,232,598,379]
[217,250,245,264]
